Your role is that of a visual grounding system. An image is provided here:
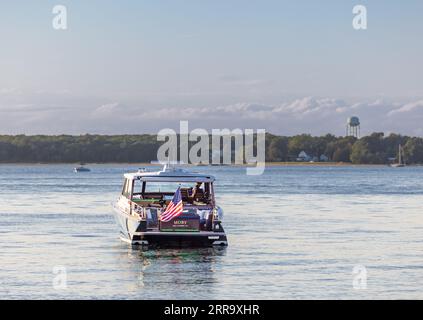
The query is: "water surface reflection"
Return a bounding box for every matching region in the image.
[119,247,227,299]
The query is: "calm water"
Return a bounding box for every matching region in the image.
[1,164,423,299]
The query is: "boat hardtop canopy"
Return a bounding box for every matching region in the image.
[124,165,215,183]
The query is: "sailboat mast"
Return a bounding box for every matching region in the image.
[398,144,402,165]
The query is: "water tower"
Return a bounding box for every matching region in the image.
[346,116,360,138]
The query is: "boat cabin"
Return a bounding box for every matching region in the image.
[117,166,219,231]
[113,165,227,246]
[122,167,215,207]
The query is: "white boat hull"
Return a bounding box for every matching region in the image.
[112,204,228,247]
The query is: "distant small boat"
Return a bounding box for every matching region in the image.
[391,145,406,168]
[74,166,91,173]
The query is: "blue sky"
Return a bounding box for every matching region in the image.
[0,1,422,135]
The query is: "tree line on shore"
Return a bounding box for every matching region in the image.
[266,132,423,164]
[0,133,422,164]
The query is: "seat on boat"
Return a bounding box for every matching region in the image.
[180,188,190,201]
[194,189,205,200]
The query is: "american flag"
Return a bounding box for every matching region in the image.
[160,187,183,222]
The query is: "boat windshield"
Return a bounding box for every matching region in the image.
[143,182,194,194]
[132,180,214,206]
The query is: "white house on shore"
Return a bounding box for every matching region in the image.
[296,151,330,162]
[296,151,311,162]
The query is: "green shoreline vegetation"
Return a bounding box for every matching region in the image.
[0,133,422,164]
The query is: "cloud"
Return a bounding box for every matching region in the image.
[92,102,121,115]
[0,88,22,95]
[1,93,423,136]
[387,100,423,116]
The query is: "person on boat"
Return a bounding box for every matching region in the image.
[189,182,203,202]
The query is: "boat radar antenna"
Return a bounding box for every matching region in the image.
[150,159,185,172]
